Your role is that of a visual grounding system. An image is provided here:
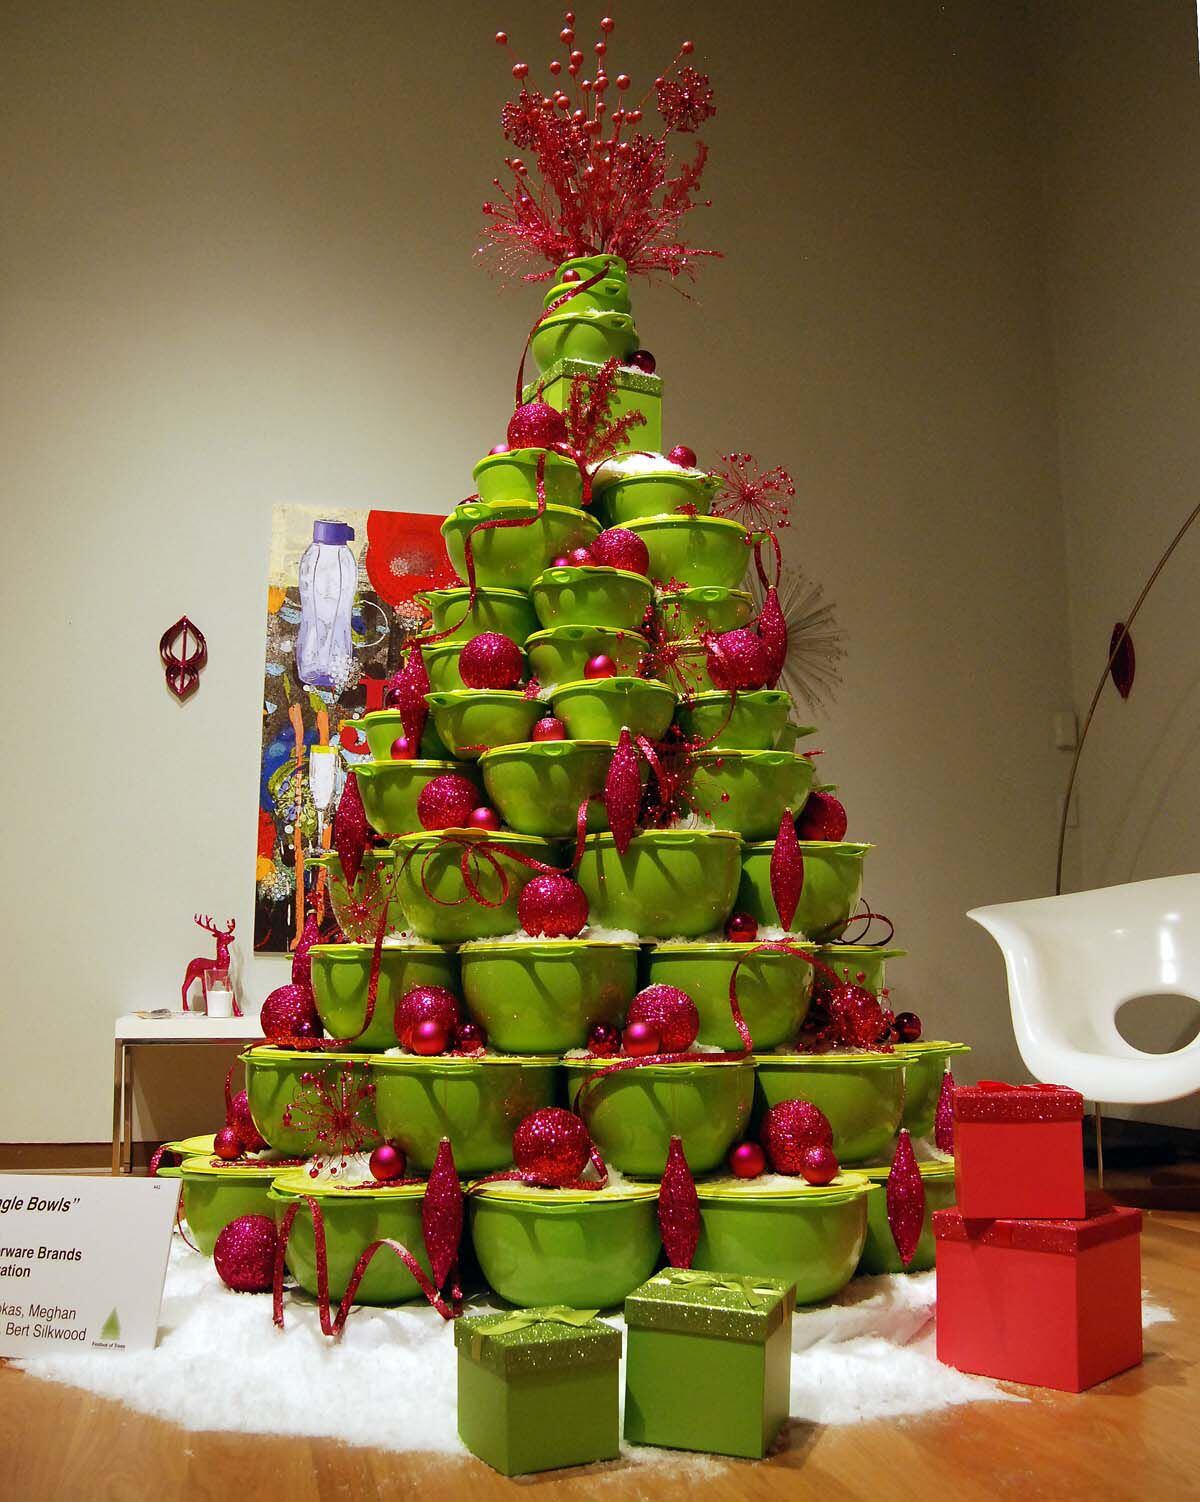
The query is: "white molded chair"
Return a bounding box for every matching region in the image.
[967,874,1200,1105]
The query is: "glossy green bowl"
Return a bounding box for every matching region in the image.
[442,502,601,592]
[308,849,407,941]
[419,640,528,694]
[371,1054,561,1175]
[576,829,742,938]
[690,751,817,840]
[459,940,638,1052]
[175,1156,282,1257]
[473,448,585,509]
[594,471,720,526]
[693,1174,871,1303]
[753,1052,908,1165]
[565,1057,756,1178]
[738,841,872,940]
[392,829,563,942]
[524,625,646,686]
[896,1041,972,1138]
[269,1176,433,1304]
[480,739,647,837]
[470,1182,660,1309]
[645,942,815,1052]
[425,690,544,760]
[675,691,811,752]
[416,585,538,645]
[543,265,631,315]
[530,565,653,631]
[814,945,907,996]
[548,677,675,742]
[858,1160,956,1275]
[310,942,459,1051]
[655,587,754,640]
[622,515,751,589]
[342,709,449,761]
[242,1048,381,1157]
[531,309,638,372]
[354,759,477,837]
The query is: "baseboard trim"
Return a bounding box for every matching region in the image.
[0,1142,159,1172]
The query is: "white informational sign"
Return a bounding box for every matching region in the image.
[0,1174,180,1357]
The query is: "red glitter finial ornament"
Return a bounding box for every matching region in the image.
[333,773,371,886]
[604,726,643,854]
[710,453,794,533]
[480,16,719,282]
[658,1135,700,1267]
[934,1066,957,1153]
[769,807,804,929]
[886,1129,926,1266]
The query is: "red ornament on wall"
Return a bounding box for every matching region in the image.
[160,616,207,701]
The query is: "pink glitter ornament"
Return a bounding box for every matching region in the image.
[589,527,650,576]
[507,400,568,450]
[260,981,321,1043]
[604,726,642,855]
[214,1125,243,1161]
[587,1020,620,1057]
[532,715,567,741]
[934,1067,957,1154]
[627,983,699,1053]
[468,805,502,832]
[290,912,321,990]
[799,1144,839,1186]
[796,789,848,843]
[384,645,431,749]
[569,546,594,567]
[770,808,804,929]
[416,773,479,830]
[422,1137,464,1291]
[390,734,417,760]
[760,1098,834,1174]
[828,982,888,1050]
[724,911,758,943]
[658,1136,700,1268]
[728,1140,766,1178]
[369,1143,406,1181]
[228,1089,267,1155]
[513,1107,593,1187]
[518,872,589,937]
[458,632,523,691]
[886,1129,926,1266]
[214,1214,278,1293]
[706,627,770,691]
[757,585,788,686]
[710,452,794,534]
[667,444,697,468]
[395,984,461,1053]
[333,774,370,885]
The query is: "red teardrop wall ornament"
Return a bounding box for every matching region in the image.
[160,616,207,701]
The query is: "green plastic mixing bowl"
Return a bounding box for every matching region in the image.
[309,942,460,1051]
[425,690,544,760]
[576,829,742,937]
[269,1175,433,1304]
[814,945,907,996]
[896,1041,972,1137]
[480,740,647,837]
[622,515,752,589]
[420,640,528,694]
[459,939,639,1052]
[738,841,872,939]
[689,751,816,840]
[392,829,563,943]
[530,309,638,371]
[530,565,653,631]
[593,470,720,526]
[415,585,538,645]
[341,709,449,761]
[645,942,815,1052]
[354,760,478,837]
[693,1174,871,1303]
[548,677,675,742]
[442,502,601,592]
[675,692,810,752]
[242,1048,381,1157]
[655,587,754,639]
[752,1052,908,1164]
[308,849,408,942]
[542,258,631,314]
[371,1054,561,1174]
[858,1160,957,1274]
[473,448,585,508]
[564,1057,755,1178]
[524,625,647,686]
[174,1156,282,1257]
[469,1182,660,1309]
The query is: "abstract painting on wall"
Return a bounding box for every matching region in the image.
[254,504,455,953]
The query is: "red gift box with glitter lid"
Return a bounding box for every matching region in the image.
[933,1193,1142,1391]
[953,1081,1086,1219]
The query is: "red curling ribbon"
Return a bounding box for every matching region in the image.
[726,940,846,1055]
[839,903,897,947]
[752,529,783,591]
[148,1142,179,1177]
[570,1047,754,1119]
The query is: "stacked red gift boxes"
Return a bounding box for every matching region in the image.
[934,1082,1143,1392]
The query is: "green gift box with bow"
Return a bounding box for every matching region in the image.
[454,1306,621,1475]
[623,1268,796,1459]
[523,358,663,454]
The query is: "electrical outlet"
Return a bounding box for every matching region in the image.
[1053,712,1078,750]
[1057,791,1079,829]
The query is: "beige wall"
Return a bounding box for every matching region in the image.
[1,1,1074,1143]
[1035,0,1200,1128]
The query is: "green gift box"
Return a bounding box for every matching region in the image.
[525,357,663,454]
[455,1306,621,1476]
[623,1268,795,1460]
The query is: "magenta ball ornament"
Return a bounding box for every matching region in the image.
[513,1107,592,1186]
[390,734,417,761]
[795,789,849,842]
[487,442,511,455]
[506,401,568,451]
[369,1143,406,1182]
[455,1020,487,1052]
[706,627,771,691]
[260,982,321,1044]
[518,873,589,938]
[628,348,657,374]
[214,1214,279,1293]
[724,911,758,943]
[214,1125,243,1161]
[584,653,617,680]
[568,546,593,567]
[589,527,650,576]
[394,984,460,1052]
[550,555,572,568]
[228,1089,267,1154]
[587,1020,620,1057]
[668,444,698,468]
[799,1144,840,1186]
[416,773,479,830]
[626,983,699,1053]
[622,1019,661,1056]
[532,715,567,741]
[458,632,523,691]
[760,1099,835,1175]
[894,1011,923,1043]
[411,1018,450,1056]
[467,805,501,832]
[728,1141,767,1179]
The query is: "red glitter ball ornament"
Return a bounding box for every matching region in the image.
[260,982,321,1043]
[587,1020,620,1057]
[799,1144,840,1186]
[532,715,567,741]
[894,1010,923,1043]
[725,911,758,943]
[622,1019,661,1056]
[390,734,417,761]
[459,632,523,690]
[585,653,617,680]
[728,1141,766,1178]
[512,1106,591,1187]
[507,400,568,450]
[589,527,650,576]
[214,1125,243,1161]
[395,984,460,1052]
[627,983,699,1052]
[455,1020,487,1052]
[416,773,479,830]
[668,445,697,468]
[828,982,888,1050]
[706,627,771,691]
[468,805,501,832]
[760,1098,834,1174]
[628,348,657,374]
[369,1143,406,1181]
[518,873,589,938]
[214,1214,278,1293]
[796,789,848,842]
[228,1089,267,1154]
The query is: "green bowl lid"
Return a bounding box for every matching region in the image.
[857,1159,955,1184]
[548,676,672,701]
[581,827,742,849]
[309,941,450,959]
[894,1040,972,1057]
[657,586,754,604]
[624,514,747,537]
[413,640,465,659]
[369,1052,561,1071]
[164,1133,216,1156]
[534,307,634,331]
[602,469,719,494]
[692,749,812,767]
[562,1055,752,1075]
[533,565,651,590]
[752,1049,907,1071]
[524,625,648,646]
[445,500,602,528]
[178,1154,288,1181]
[357,757,461,772]
[420,584,528,602]
[468,1179,657,1207]
[478,738,618,765]
[424,689,531,708]
[648,940,814,957]
[390,828,560,854]
[309,846,395,870]
[695,1170,871,1203]
[239,1045,376,1066]
[683,689,797,710]
[743,839,874,855]
[458,938,640,955]
[815,944,908,961]
[269,1170,427,1201]
[474,446,579,472]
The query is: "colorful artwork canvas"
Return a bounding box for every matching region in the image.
[254,504,455,953]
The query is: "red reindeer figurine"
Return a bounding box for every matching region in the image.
[181,915,238,1012]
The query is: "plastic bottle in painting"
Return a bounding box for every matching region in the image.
[296,520,357,688]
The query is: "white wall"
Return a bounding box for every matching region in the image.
[0,1,1072,1143]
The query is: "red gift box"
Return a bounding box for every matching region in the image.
[934,1193,1142,1391]
[953,1081,1086,1219]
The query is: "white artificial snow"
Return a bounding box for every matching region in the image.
[592,453,707,486]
